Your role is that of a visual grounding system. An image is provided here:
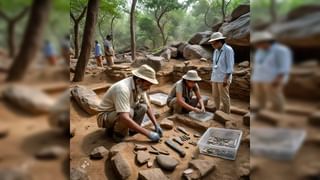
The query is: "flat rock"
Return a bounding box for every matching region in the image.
[243,112,250,126]
[0,125,9,138]
[138,168,169,180]
[35,146,67,160]
[147,160,153,168]
[136,151,150,165]
[214,110,235,125]
[238,162,250,177]
[111,152,132,180]
[156,155,179,171]
[49,90,70,132]
[70,167,90,180]
[308,111,320,126]
[256,110,282,126]
[90,146,109,160]
[189,159,216,177]
[160,119,174,129]
[231,106,249,115]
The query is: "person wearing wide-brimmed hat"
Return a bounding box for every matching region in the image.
[209,32,234,114]
[167,70,205,114]
[251,31,292,112]
[97,65,162,142]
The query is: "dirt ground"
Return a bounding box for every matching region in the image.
[0,58,69,180]
[70,58,250,180]
[251,99,320,180]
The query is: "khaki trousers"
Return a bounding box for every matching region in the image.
[105,55,114,66]
[97,103,147,137]
[252,83,285,112]
[95,56,103,67]
[212,82,231,114]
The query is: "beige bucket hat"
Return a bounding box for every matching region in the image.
[132,64,159,84]
[208,32,226,43]
[182,70,202,81]
[251,31,274,43]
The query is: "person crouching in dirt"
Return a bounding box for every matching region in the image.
[167,70,205,114]
[97,65,163,142]
[104,34,114,66]
[95,40,103,67]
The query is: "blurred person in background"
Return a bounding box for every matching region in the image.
[104,34,114,66]
[43,40,57,66]
[60,34,71,65]
[209,32,235,114]
[94,40,103,67]
[251,31,292,113]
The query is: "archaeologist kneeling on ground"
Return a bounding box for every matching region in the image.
[97,65,163,142]
[167,70,205,114]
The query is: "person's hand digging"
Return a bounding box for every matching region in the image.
[148,131,160,142]
[155,123,163,137]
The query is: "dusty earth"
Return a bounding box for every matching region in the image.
[70,58,250,179]
[0,56,69,180]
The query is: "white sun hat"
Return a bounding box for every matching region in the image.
[208,32,226,43]
[132,64,159,84]
[251,31,274,43]
[182,70,202,81]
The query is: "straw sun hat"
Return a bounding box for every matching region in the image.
[132,64,159,84]
[182,70,202,81]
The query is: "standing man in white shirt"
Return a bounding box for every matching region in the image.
[251,31,292,112]
[209,32,234,114]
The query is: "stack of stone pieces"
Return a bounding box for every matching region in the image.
[106,64,132,81]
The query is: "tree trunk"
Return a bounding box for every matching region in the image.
[73,0,99,82]
[221,0,225,22]
[74,23,79,58]
[8,22,15,57]
[6,0,51,82]
[110,16,116,49]
[130,0,137,61]
[270,0,277,22]
[156,18,167,46]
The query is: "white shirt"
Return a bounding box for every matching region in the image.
[210,43,235,82]
[252,43,292,83]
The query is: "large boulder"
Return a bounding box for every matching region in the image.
[131,55,165,72]
[231,4,250,21]
[2,84,55,114]
[188,31,213,45]
[285,5,320,21]
[183,44,213,60]
[71,85,101,115]
[270,11,320,47]
[219,13,250,46]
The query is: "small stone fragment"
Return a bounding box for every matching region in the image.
[134,144,147,151]
[147,160,153,168]
[214,110,234,125]
[149,149,159,155]
[193,134,201,138]
[138,168,169,180]
[156,155,179,171]
[136,151,150,165]
[90,146,109,160]
[183,168,194,175]
[160,119,174,129]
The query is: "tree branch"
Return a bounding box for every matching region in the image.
[76,6,87,22]
[70,12,76,22]
[12,7,29,22]
[0,9,9,21]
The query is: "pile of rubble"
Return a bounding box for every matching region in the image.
[105,64,132,81]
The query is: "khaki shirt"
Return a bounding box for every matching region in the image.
[167,79,199,104]
[99,77,149,113]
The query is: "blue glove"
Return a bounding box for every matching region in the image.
[155,124,163,137]
[148,131,160,142]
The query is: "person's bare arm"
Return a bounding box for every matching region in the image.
[147,107,157,127]
[195,89,205,111]
[176,92,200,112]
[118,112,149,137]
